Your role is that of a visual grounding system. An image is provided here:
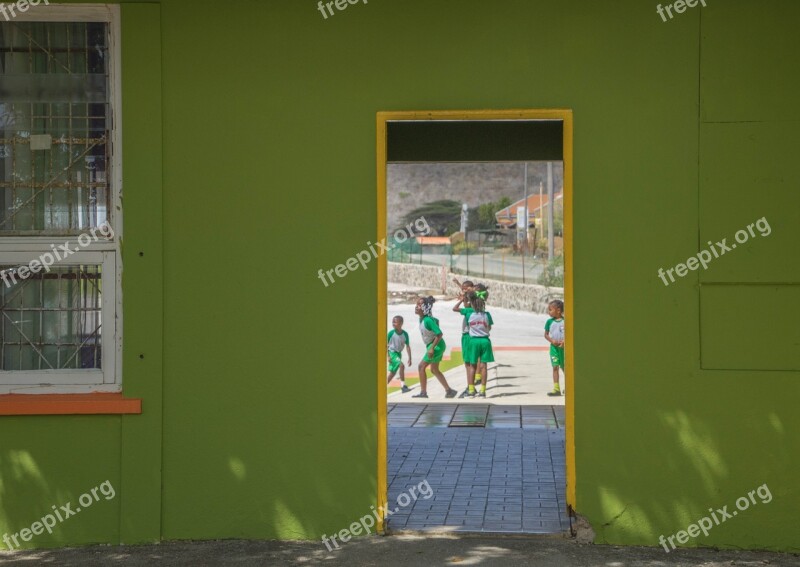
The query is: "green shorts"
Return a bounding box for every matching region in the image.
[550,344,565,368]
[423,340,446,363]
[467,336,494,364]
[461,333,471,360]
[388,350,402,373]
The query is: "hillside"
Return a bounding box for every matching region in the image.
[387,162,564,233]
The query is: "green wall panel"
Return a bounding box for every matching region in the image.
[154,0,711,547]
[699,122,800,284]
[118,3,164,545]
[0,418,121,549]
[577,381,800,549]
[701,285,800,371]
[701,0,800,122]
[0,1,164,552]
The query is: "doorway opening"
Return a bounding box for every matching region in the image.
[377,110,574,534]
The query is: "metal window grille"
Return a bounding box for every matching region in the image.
[0,264,101,371]
[0,21,110,235]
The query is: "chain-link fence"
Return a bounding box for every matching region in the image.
[388,236,563,286]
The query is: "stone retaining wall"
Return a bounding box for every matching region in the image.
[388,262,563,314]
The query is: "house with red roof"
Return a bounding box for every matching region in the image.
[495,192,563,229]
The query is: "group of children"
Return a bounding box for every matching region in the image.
[387,281,566,398]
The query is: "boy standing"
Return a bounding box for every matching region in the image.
[544,300,565,396]
[388,316,412,393]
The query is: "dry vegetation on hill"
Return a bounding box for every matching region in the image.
[387,162,564,233]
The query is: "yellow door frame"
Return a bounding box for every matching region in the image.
[376,109,574,533]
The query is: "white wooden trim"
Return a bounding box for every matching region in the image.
[101,253,116,383]
[0,251,116,388]
[1,3,116,22]
[0,370,104,385]
[0,383,121,395]
[0,238,115,248]
[0,250,105,268]
[109,3,123,388]
[0,239,115,253]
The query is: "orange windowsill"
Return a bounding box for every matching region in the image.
[0,393,142,416]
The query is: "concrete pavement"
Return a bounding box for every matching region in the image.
[389,347,565,406]
[1,536,797,566]
[387,289,564,405]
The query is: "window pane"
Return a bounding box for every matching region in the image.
[0,265,102,370]
[0,22,110,235]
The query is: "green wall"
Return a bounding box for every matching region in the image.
[0,3,163,548]
[1,0,798,553]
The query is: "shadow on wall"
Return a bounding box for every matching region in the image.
[1,408,378,550]
[0,441,117,549]
[156,407,380,546]
[250,415,379,543]
[581,407,791,552]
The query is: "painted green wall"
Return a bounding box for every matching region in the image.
[0,4,163,549]
[1,0,798,553]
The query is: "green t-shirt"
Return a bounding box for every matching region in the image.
[419,316,441,345]
[387,329,410,353]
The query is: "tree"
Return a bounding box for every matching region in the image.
[538,255,564,287]
[401,200,462,236]
[473,197,513,230]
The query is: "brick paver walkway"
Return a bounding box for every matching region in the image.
[387,404,569,534]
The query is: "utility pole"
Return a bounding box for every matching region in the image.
[523,163,529,252]
[538,180,543,258]
[463,203,470,276]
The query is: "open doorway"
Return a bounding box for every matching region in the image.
[377,110,574,534]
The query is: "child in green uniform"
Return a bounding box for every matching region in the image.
[472,284,490,386]
[452,279,475,390]
[387,316,412,393]
[461,291,494,398]
[544,299,565,396]
[413,296,457,399]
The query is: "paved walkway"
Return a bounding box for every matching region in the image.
[388,403,565,428]
[388,404,567,534]
[388,427,567,534]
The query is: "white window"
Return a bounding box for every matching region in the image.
[0,5,122,394]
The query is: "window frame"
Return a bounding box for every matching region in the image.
[0,4,123,395]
